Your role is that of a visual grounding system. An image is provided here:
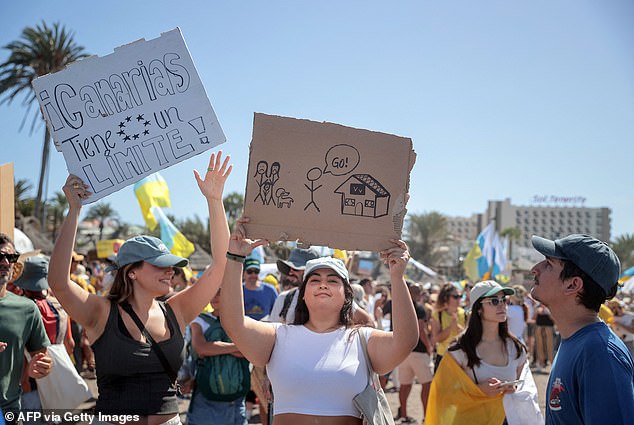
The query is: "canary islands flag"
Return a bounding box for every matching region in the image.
[150,206,194,258]
[425,354,505,425]
[134,173,171,230]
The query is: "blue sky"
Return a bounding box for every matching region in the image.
[1,0,633,239]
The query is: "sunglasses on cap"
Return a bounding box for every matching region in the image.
[481,296,508,306]
[245,269,260,275]
[0,253,20,263]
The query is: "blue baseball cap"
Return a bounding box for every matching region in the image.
[303,257,349,283]
[531,234,620,294]
[112,236,188,270]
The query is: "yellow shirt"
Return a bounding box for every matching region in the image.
[435,308,466,356]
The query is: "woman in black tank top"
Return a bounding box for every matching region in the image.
[48,152,232,424]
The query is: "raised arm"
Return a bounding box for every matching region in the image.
[219,217,275,367]
[48,175,108,330]
[366,240,418,374]
[169,152,231,325]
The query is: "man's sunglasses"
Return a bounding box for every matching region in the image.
[482,296,508,306]
[245,269,260,275]
[0,253,20,263]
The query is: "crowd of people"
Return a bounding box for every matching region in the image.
[1,152,633,425]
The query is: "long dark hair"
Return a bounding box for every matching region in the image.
[107,261,143,303]
[449,298,526,368]
[292,271,354,327]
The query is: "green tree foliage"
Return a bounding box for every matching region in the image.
[47,191,68,241]
[14,178,34,219]
[405,211,448,267]
[85,202,118,241]
[612,234,634,270]
[223,192,244,232]
[0,21,88,222]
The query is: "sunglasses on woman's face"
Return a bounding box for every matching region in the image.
[0,253,20,263]
[482,296,508,306]
[451,294,462,299]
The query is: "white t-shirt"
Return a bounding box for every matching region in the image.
[506,305,526,341]
[267,324,371,417]
[450,338,527,384]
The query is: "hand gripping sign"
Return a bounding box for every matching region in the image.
[32,28,226,203]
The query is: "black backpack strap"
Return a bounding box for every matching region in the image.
[120,301,180,394]
[280,288,298,322]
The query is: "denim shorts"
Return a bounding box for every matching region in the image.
[187,392,247,425]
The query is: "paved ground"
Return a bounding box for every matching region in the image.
[80,367,549,424]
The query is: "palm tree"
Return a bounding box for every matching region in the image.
[85,202,118,241]
[47,191,68,241]
[0,21,89,224]
[14,178,34,219]
[405,211,448,267]
[611,234,634,270]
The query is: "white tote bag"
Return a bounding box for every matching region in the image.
[503,361,545,425]
[34,344,93,409]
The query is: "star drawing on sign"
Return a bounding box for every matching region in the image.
[118,122,125,128]
[117,130,125,136]
[133,134,140,140]
[125,116,132,122]
[124,135,131,142]
[143,129,150,135]
[143,120,151,127]
[136,114,144,122]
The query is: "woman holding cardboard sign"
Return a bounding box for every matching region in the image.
[48,151,231,425]
[219,217,418,425]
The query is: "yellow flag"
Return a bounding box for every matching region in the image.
[134,173,171,230]
[96,239,125,259]
[463,242,482,282]
[425,353,505,425]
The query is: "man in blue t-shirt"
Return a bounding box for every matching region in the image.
[242,257,277,321]
[531,234,634,425]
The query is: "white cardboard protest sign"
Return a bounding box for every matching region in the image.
[243,113,416,252]
[32,28,225,203]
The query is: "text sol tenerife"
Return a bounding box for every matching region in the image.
[7,411,139,424]
[33,29,225,200]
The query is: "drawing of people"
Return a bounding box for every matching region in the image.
[253,160,268,204]
[304,167,323,212]
[266,162,280,205]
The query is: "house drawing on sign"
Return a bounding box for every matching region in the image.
[334,174,390,218]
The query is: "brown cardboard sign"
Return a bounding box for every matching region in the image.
[243,113,416,251]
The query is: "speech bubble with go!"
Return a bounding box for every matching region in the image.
[323,144,360,176]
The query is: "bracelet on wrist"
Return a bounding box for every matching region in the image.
[226,252,246,263]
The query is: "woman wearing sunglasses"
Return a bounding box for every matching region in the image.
[48,152,231,425]
[430,283,466,371]
[425,281,531,424]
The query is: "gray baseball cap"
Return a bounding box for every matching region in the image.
[15,256,49,291]
[303,257,349,283]
[531,234,620,294]
[112,236,188,270]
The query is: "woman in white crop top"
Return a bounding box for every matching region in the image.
[448,280,528,396]
[219,217,419,425]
